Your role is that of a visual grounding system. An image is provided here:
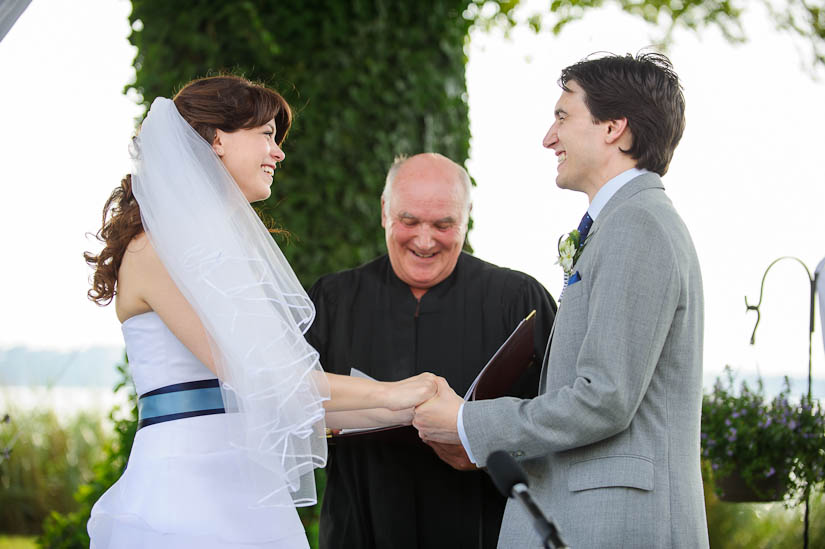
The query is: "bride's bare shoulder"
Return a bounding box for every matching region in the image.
[117,232,165,321]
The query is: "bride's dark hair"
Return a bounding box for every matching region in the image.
[84,75,292,305]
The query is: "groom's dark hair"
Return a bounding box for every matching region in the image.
[560,51,685,177]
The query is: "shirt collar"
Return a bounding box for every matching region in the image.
[588,167,648,220]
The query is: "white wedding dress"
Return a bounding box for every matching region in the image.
[87,311,310,548]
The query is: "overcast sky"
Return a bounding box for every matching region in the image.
[1,0,823,388]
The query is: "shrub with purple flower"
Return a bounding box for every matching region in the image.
[701,366,825,504]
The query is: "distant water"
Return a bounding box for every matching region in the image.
[0,345,131,419]
[0,346,124,387]
[0,385,132,419]
[703,372,825,400]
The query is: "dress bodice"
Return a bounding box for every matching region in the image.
[121,311,216,396]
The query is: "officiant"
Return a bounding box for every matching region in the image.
[306,153,556,549]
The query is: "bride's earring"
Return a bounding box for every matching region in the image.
[212,131,225,157]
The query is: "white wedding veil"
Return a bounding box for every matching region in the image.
[131,97,329,507]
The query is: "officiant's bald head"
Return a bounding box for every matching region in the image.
[380,153,472,298]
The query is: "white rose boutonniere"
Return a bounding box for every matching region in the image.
[555,229,583,277]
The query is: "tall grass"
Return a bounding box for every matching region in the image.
[38,360,137,548]
[0,408,110,535]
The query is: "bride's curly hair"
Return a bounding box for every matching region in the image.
[84,75,292,305]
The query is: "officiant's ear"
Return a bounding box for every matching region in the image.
[212,130,226,157]
[604,118,629,145]
[380,196,388,228]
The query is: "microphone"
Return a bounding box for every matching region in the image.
[487,450,569,549]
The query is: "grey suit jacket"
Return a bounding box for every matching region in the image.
[464,173,709,548]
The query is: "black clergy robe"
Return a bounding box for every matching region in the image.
[307,252,556,549]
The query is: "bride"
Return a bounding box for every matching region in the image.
[84,75,436,548]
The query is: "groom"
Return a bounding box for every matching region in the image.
[414,52,709,547]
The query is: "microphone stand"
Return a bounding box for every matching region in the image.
[486,450,569,548]
[511,483,569,549]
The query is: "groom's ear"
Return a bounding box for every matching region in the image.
[604,117,629,145]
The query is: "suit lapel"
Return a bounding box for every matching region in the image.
[538,172,665,394]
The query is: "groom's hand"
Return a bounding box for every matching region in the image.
[413,377,462,444]
[426,440,477,471]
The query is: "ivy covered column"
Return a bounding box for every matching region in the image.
[129,0,473,285]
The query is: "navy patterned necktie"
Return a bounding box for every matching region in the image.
[577,211,594,244]
[561,211,595,296]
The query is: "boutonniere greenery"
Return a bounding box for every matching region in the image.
[556,229,584,277]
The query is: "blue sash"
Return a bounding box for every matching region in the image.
[137,379,225,430]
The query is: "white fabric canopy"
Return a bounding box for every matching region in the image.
[0,0,31,43]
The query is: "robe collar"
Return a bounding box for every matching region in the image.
[385,252,465,314]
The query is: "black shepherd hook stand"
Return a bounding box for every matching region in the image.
[745,255,818,549]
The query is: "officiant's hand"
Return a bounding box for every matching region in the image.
[426,440,477,471]
[413,377,462,444]
[383,373,438,410]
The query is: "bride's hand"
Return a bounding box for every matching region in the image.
[382,373,438,411]
[392,407,415,425]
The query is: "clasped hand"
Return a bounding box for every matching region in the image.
[412,377,462,445]
[384,372,439,410]
[388,375,471,470]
